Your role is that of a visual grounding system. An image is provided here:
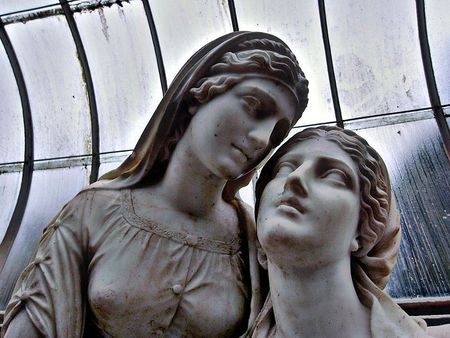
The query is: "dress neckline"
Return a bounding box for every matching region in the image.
[120,189,242,255]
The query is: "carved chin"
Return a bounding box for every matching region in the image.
[258,220,293,254]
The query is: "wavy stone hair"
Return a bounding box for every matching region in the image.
[255,126,395,286]
[189,38,308,112]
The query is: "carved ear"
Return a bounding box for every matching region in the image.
[188,105,199,115]
[350,236,360,253]
[257,241,268,270]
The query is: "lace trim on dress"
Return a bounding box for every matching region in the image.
[120,189,242,255]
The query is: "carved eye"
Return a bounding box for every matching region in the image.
[274,162,296,177]
[321,169,349,187]
[242,95,264,118]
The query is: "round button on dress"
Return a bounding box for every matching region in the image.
[172,284,183,295]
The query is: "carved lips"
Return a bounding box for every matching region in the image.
[278,195,306,215]
[231,143,251,162]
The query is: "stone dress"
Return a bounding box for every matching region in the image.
[2,189,252,337]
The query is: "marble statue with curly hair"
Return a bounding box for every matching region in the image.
[250,126,440,338]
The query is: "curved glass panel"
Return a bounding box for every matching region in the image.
[74,1,162,153]
[0,42,24,163]
[326,0,430,119]
[238,181,255,208]
[425,0,450,105]
[0,163,90,308]
[235,0,335,126]
[150,0,233,84]
[355,119,450,298]
[6,15,91,160]
[0,166,22,244]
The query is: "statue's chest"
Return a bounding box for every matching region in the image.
[86,227,248,337]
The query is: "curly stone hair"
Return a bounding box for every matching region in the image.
[255,126,399,289]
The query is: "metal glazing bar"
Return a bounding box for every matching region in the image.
[0,149,133,174]
[0,20,34,273]
[141,0,167,94]
[416,0,450,158]
[0,2,61,18]
[228,0,239,32]
[318,0,343,128]
[0,0,127,24]
[60,0,100,183]
[293,107,436,131]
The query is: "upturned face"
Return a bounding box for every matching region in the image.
[185,78,298,180]
[257,138,361,269]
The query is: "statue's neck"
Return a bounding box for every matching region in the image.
[268,259,371,338]
[149,134,228,217]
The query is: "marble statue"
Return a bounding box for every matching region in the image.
[249,126,439,338]
[1,31,309,337]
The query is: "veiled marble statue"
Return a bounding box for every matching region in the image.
[1,31,308,337]
[249,126,444,338]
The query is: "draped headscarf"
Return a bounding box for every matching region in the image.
[90,31,309,196]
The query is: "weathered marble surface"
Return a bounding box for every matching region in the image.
[250,126,435,338]
[1,31,308,338]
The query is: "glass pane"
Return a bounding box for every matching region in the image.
[326,0,430,119]
[355,119,450,298]
[0,0,55,15]
[0,166,22,244]
[426,0,450,105]
[0,163,90,308]
[0,42,24,163]
[150,0,233,84]
[238,181,255,208]
[235,0,335,126]
[6,16,91,160]
[74,1,162,153]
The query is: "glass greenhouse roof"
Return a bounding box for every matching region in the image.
[0,0,449,311]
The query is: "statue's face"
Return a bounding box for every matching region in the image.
[186,78,297,180]
[257,138,361,269]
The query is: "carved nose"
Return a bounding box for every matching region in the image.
[248,122,273,150]
[284,165,310,197]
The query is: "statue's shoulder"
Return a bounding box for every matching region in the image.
[54,187,123,229]
[427,324,450,338]
[78,186,122,204]
[78,178,125,203]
